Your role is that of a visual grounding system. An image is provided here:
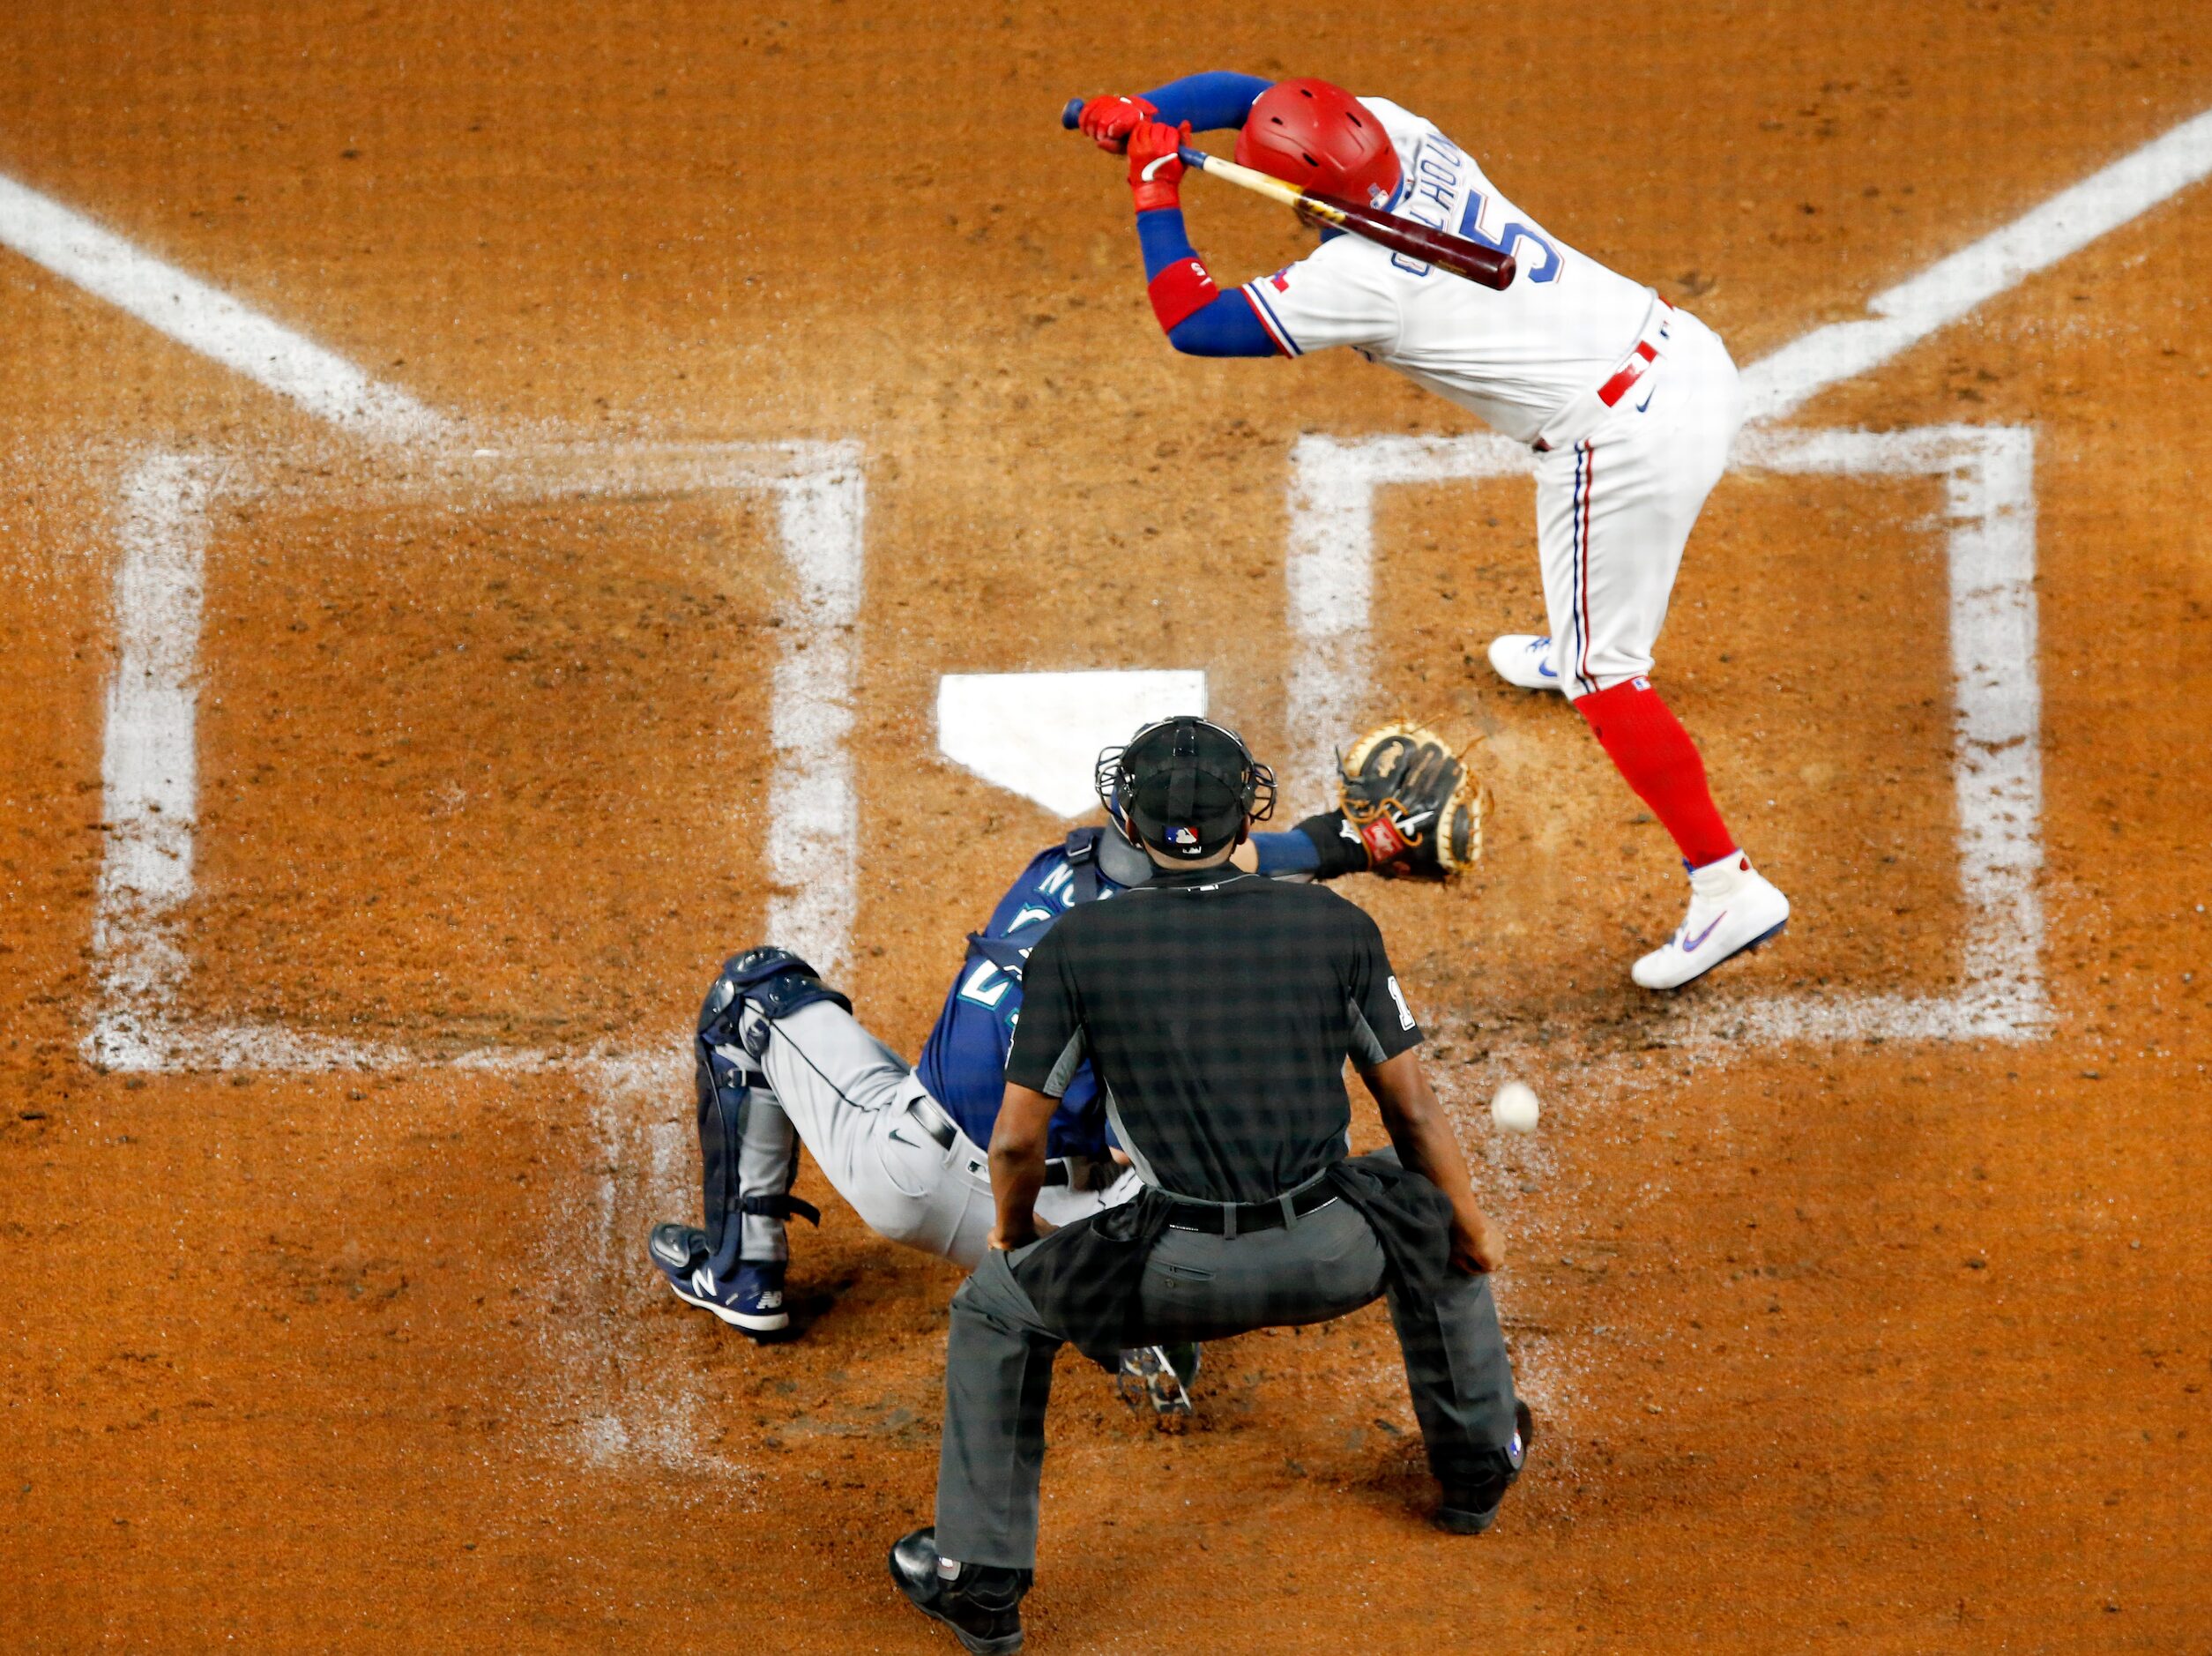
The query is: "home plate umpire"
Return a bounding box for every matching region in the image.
[889,715,1532,1652]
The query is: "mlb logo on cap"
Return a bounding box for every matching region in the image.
[1169,825,1200,847]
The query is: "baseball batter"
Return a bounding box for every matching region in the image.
[644,725,1480,1351]
[1076,72,1791,989]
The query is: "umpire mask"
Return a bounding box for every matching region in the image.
[1096,716,1277,861]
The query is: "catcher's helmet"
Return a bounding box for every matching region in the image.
[1233,78,1403,207]
[1096,716,1277,862]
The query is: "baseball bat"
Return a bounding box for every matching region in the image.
[1059,97,1514,293]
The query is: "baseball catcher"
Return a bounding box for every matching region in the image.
[1071,73,1791,988]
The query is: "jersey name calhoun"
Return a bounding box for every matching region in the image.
[1240,97,1655,444]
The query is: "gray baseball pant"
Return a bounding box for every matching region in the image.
[727,1001,1137,1270]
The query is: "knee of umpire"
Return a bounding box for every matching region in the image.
[949,1245,1048,1326]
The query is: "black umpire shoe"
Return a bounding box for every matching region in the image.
[1436,1399,1536,1535]
[888,1526,1029,1654]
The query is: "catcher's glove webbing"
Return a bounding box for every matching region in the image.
[1338,722,1487,879]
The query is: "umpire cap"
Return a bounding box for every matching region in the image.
[1096,716,1277,861]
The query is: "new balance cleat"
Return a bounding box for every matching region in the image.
[1437,1399,1534,1534]
[888,1526,1028,1654]
[653,1245,791,1337]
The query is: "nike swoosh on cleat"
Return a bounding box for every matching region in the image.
[1537,662,1558,679]
[1681,911,1729,952]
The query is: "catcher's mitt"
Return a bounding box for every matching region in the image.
[1337,722,1487,879]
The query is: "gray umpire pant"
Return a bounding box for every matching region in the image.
[933,1196,1521,1570]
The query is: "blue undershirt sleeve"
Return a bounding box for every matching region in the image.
[1167,299,1277,357]
[1252,830,1322,876]
[1134,208,1278,358]
[1134,208,1197,280]
[1141,71,1271,133]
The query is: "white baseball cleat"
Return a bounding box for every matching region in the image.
[1487,634,1566,692]
[1632,852,1791,989]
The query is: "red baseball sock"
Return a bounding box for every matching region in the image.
[1573,679,1737,869]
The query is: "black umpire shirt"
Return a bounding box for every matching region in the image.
[1003,865,1423,1205]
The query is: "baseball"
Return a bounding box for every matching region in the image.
[1490,1079,1541,1135]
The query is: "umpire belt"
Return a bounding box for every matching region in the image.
[1163,1169,1338,1237]
[904,1087,1073,1187]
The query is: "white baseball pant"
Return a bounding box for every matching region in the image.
[1536,303,1745,695]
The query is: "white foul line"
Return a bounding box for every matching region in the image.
[1743,104,2212,421]
[0,171,451,445]
[84,443,865,1073]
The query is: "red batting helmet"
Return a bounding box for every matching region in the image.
[1233,78,1403,206]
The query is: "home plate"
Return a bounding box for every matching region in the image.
[936,670,1208,817]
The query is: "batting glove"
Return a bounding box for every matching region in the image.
[1079,93,1157,153]
[1127,120,1191,213]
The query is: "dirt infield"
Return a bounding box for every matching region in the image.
[2,3,2208,1649]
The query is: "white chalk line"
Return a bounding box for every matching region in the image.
[83,440,865,1076]
[0,172,451,446]
[1286,423,2049,1050]
[9,91,2201,452]
[558,1048,761,1485]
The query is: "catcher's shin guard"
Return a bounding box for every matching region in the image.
[693,1042,820,1272]
[694,952,830,1272]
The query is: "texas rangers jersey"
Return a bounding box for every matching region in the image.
[1238,97,1657,445]
[916,839,1115,1160]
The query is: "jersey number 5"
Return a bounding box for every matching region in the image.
[1457,191,1561,284]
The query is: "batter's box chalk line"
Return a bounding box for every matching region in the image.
[1285,423,2049,1048]
[83,441,865,1078]
[85,425,2044,1078]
